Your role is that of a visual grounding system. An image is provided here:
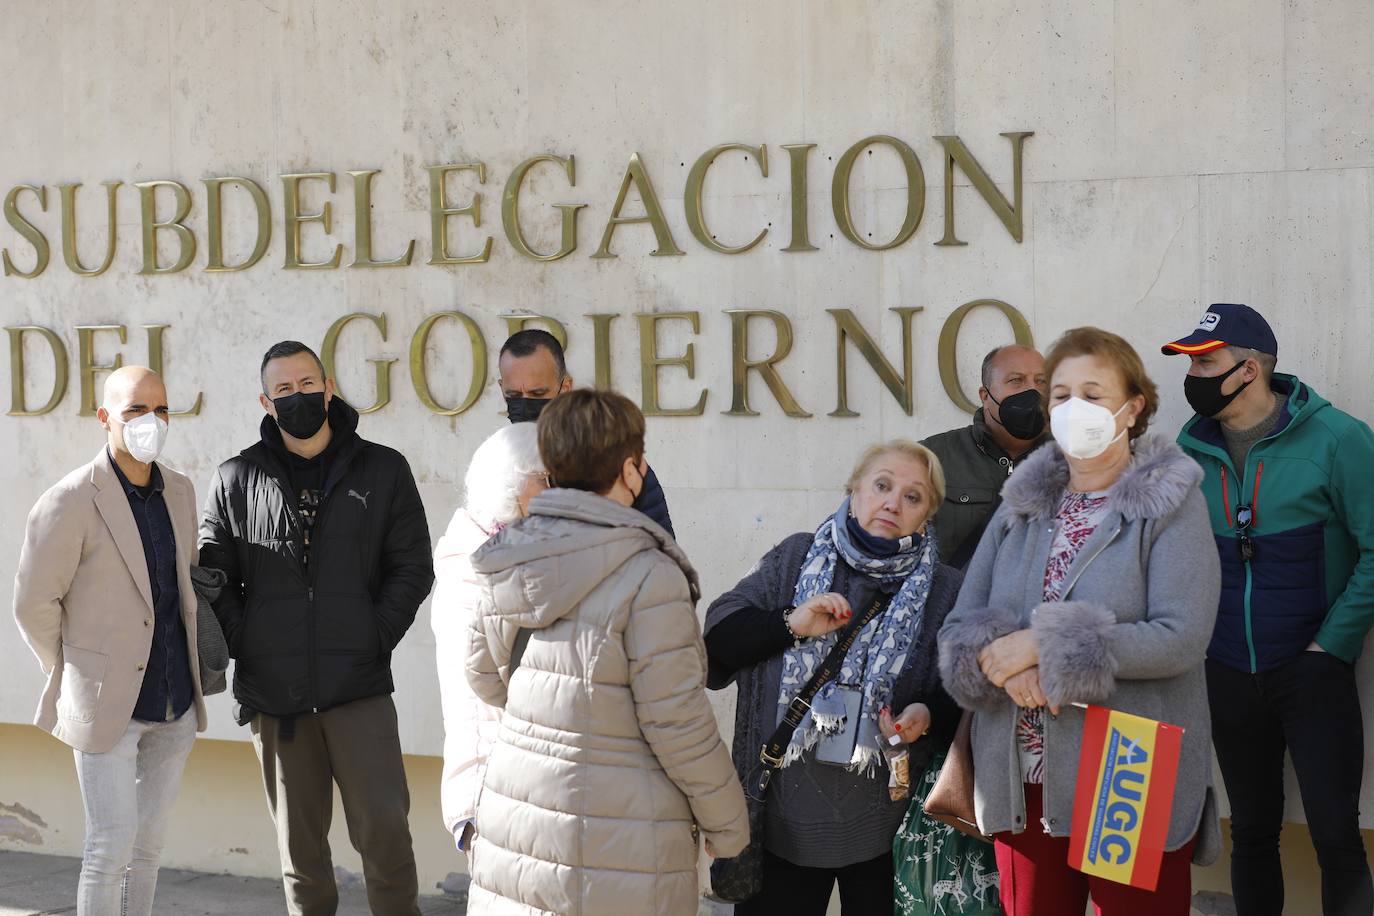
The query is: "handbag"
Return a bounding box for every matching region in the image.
[922,710,991,842]
[894,746,1001,915]
[708,595,888,903]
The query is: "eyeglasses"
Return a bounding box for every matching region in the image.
[1236,504,1254,562]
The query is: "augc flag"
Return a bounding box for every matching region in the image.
[1066,705,1184,891]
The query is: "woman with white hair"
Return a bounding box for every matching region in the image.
[432,423,548,852]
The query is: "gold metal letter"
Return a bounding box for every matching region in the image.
[76,325,126,416]
[636,312,706,416]
[6,326,67,416]
[58,181,120,277]
[3,185,50,278]
[684,143,769,254]
[933,132,1034,246]
[723,310,811,418]
[586,313,617,390]
[426,164,493,265]
[937,299,1035,413]
[135,180,197,275]
[319,312,395,413]
[502,154,585,262]
[781,143,818,253]
[828,307,923,417]
[281,172,343,270]
[143,325,204,416]
[409,311,488,416]
[499,315,568,351]
[830,136,925,251]
[592,153,685,259]
[203,177,271,272]
[348,170,415,268]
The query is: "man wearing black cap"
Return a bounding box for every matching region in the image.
[1164,304,1374,915]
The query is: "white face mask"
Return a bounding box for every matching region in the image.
[1050,397,1129,460]
[119,412,168,464]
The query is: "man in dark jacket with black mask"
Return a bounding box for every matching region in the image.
[921,344,1048,568]
[199,341,433,916]
[498,328,675,538]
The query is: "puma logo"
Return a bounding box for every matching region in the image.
[347,489,370,509]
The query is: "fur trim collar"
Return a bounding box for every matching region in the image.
[1000,436,1202,522]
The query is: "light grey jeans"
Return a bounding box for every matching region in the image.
[73,712,197,916]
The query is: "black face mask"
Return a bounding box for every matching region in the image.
[845,513,918,558]
[987,388,1046,441]
[1184,360,1251,418]
[272,391,328,440]
[505,395,553,424]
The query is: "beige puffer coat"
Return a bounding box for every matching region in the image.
[465,489,748,915]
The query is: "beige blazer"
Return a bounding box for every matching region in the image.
[13,447,208,754]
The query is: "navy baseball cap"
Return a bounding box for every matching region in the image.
[1161,303,1278,357]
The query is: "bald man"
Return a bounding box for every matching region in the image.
[14,366,209,916]
[921,345,1049,568]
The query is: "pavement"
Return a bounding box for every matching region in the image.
[0,851,738,915]
[0,851,468,915]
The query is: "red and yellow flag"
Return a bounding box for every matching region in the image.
[1067,705,1184,891]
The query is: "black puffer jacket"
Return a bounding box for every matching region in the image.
[198,399,434,718]
[634,465,674,539]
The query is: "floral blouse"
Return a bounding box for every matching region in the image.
[1016,490,1111,785]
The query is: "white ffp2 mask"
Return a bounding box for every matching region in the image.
[1050,397,1128,460]
[120,412,168,464]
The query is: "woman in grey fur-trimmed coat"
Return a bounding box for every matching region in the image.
[938,327,1222,915]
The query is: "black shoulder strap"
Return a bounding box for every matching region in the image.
[757,594,887,777]
[509,627,533,676]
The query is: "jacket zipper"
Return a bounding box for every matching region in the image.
[303,491,341,714]
[265,469,330,714]
[1241,458,1264,673]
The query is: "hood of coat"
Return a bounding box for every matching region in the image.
[435,507,499,565]
[470,488,699,630]
[1000,434,1203,523]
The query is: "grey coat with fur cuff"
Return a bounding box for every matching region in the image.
[937,436,1222,862]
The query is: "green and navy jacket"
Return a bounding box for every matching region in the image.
[1177,374,1374,673]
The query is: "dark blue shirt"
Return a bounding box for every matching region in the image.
[109,450,193,722]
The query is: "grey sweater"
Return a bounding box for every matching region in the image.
[938,436,1223,862]
[704,533,963,868]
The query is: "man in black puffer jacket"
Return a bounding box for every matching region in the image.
[199,341,433,916]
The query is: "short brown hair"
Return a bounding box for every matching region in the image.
[537,388,646,495]
[1043,327,1159,440]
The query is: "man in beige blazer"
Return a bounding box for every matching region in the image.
[13,366,207,916]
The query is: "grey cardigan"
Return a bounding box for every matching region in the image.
[937,436,1222,863]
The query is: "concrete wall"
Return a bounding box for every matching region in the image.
[3,0,1374,907]
[0,724,459,893]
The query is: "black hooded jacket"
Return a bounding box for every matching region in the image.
[198,398,434,718]
[635,465,674,539]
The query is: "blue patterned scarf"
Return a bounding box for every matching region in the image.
[775,497,938,773]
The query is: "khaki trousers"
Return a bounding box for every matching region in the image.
[251,695,421,916]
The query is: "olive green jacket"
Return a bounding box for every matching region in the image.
[922,409,1048,568]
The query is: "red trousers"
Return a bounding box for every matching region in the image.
[993,784,1197,916]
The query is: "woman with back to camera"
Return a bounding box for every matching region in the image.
[464,388,747,915]
[704,439,963,914]
[431,423,547,856]
[938,326,1221,915]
